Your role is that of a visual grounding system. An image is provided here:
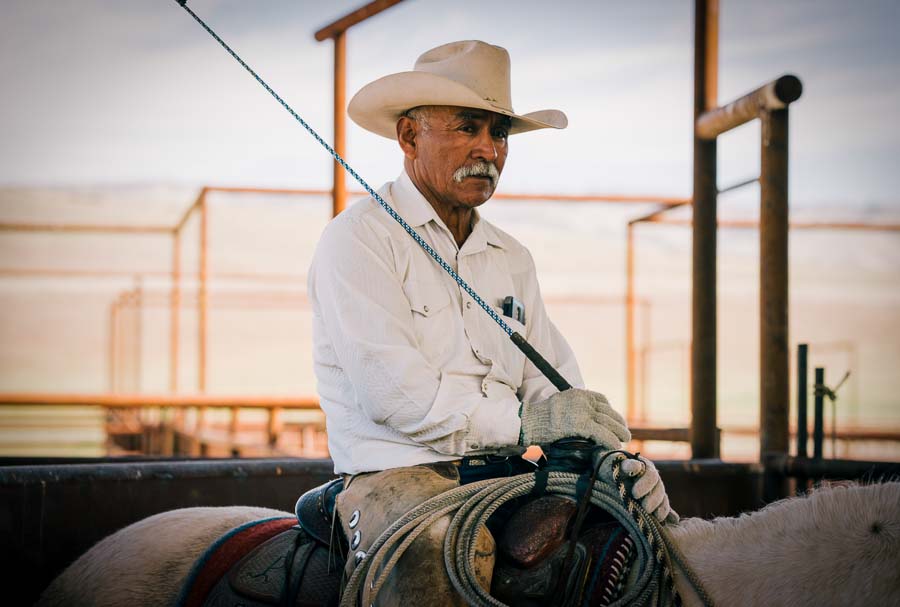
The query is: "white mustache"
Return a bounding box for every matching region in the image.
[452,161,499,183]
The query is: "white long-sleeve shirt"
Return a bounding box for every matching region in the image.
[308,170,584,474]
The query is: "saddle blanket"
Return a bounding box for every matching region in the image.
[175,516,299,607]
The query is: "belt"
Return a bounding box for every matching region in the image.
[455,454,540,486]
[457,454,512,467]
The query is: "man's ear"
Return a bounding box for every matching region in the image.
[397,117,418,160]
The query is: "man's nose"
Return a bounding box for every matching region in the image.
[471,128,498,161]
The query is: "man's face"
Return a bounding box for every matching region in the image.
[399,106,510,211]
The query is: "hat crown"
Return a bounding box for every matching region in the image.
[413,40,512,112]
[347,39,566,139]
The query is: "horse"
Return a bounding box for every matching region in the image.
[37,481,900,607]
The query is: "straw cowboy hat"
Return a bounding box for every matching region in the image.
[348,40,568,140]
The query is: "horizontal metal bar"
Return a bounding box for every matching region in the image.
[494,193,689,205]
[0,393,320,409]
[642,217,900,232]
[203,186,344,197]
[628,425,900,443]
[0,457,334,483]
[765,454,900,479]
[0,268,309,283]
[206,186,689,206]
[0,223,172,234]
[314,0,404,40]
[2,188,689,237]
[631,427,690,442]
[718,176,758,195]
[696,74,802,140]
[628,201,691,225]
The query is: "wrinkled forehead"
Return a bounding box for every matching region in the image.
[414,105,513,127]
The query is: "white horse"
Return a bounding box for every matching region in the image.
[38,482,900,607]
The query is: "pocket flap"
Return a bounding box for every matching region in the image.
[406,281,452,317]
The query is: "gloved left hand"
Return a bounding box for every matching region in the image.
[595,451,679,525]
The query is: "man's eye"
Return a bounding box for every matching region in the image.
[493,129,509,140]
[459,125,476,133]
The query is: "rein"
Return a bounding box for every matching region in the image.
[173,0,570,392]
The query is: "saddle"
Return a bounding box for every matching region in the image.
[488,440,638,606]
[294,477,344,545]
[492,495,636,606]
[178,479,345,607]
[183,472,634,607]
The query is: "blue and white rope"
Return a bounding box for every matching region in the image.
[177,1,514,338]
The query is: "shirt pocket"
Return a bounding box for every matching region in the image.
[487,306,527,388]
[494,306,527,337]
[404,280,454,361]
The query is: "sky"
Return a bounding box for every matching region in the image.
[1,0,899,218]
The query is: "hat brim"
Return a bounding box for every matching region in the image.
[348,71,567,140]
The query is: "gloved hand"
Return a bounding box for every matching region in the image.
[595,451,679,525]
[519,388,631,450]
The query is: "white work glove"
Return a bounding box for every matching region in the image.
[519,388,631,450]
[595,451,679,525]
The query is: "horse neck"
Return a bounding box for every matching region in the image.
[666,482,900,607]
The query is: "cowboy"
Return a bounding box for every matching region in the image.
[308,40,676,604]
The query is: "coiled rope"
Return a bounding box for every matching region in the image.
[341,456,713,607]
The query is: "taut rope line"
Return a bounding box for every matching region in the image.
[173,0,570,391]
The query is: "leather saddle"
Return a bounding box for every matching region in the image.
[492,495,636,607]
[192,479,345,607]
[294,477,344,546]
[191,475,633,607]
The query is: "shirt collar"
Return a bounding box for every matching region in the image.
[390,169,506,252]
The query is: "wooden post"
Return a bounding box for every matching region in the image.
[109,299,119,393]
[170,230,181,393]
[198,191,209,393]
[332,31,347,216]
[625,223,638,424]
[760,108,790,466]
[195,406,207,457]
[314,1,407,216]
[267,407,282,451]
[133,280,143,393]
[302,425,316,457]
[691,0,720,458]
[229,406,239,455]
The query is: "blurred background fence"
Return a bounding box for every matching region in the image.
[2,185,898,461]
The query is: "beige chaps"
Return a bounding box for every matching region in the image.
[336,462,495,605]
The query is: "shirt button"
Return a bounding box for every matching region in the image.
[466,301,472,310]
[423,305,430,313]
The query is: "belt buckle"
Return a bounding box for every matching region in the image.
[484,454,510,465]
[461,454,512,467]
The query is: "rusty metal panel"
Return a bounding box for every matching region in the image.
[0,458,336,606]
[765,454,900,480]
[658,460,764,519]
[0,457,766,605]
